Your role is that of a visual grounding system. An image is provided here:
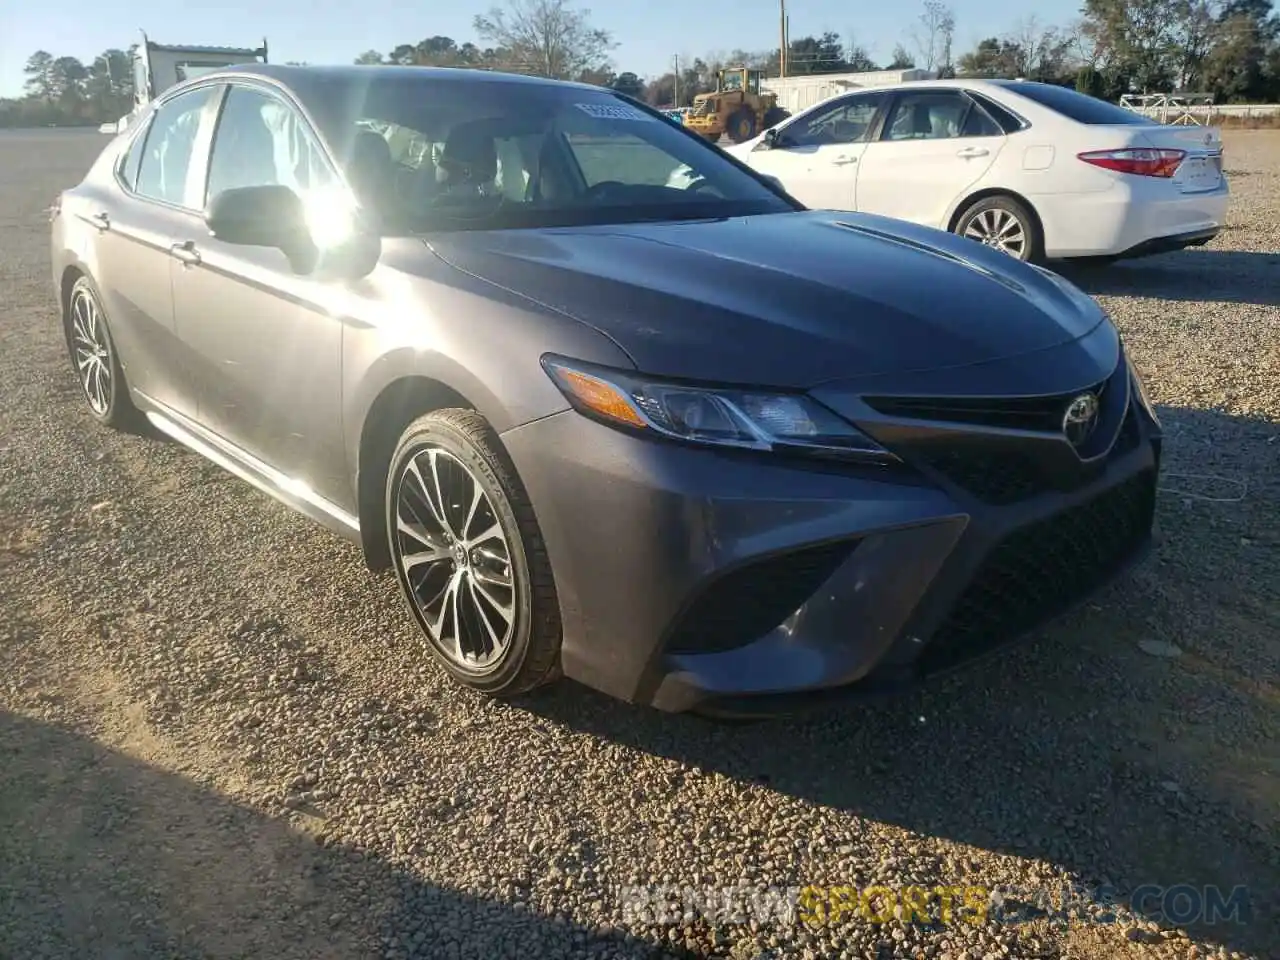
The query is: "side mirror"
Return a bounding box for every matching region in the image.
[206,184,308,250]
[759,173,786,193]
[206,184,381,280]
[758,127,794,152]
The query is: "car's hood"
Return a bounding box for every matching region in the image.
[722,138,760,160]
[426,210,1105,386]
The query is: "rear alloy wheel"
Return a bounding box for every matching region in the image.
[954,196,1042,263]
[66,276,143,430]
[386,409,561,697]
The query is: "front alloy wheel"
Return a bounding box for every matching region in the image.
[386,409,561,696]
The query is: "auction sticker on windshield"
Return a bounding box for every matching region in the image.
[574,103,656,122]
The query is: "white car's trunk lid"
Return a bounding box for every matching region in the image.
[1136,124,1224,192]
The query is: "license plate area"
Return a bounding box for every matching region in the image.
[1177,155,1221,193]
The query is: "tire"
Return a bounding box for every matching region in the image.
[726,109,758,144]
[762,107,790,129]
[384,408,561,697]
[953,195,1043,263]
[65,275,145,431]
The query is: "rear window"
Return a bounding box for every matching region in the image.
[999,82,1157,126]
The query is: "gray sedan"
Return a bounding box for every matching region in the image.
[50,64,1163,716]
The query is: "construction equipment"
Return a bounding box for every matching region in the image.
[682,67,790,144]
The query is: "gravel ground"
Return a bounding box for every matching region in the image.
[1,128,1277,960]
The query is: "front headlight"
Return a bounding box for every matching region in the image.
[1129,359,1160,427]
[542,356,896,463]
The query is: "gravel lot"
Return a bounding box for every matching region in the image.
[1,128,1277,960]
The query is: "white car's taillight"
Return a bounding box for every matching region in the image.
[1077,148,1187,178]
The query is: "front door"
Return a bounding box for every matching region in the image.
[745,91,888,210]
[169,81,352,506]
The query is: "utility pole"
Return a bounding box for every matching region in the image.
[779,0,787,77]
[673,54,680,107]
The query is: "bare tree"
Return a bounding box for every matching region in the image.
[1063,17,1108,70]
[909,0,956,72]
[473,0,616,79]
[887,43,917,69]
[1004,16,1069,78]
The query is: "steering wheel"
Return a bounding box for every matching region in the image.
[582,180,629,202]
[686,177,719,196]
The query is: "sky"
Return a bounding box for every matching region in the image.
[0,0,1085,98]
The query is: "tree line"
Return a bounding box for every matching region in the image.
[4,0,1278,128]
[0,48,136,127]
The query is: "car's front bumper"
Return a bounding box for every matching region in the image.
[500,355,1162,714]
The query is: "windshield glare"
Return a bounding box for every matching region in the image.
[314,77,795,233]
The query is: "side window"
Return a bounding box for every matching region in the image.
[882,92,974,141]
[781,94,885,147]
[117,118,151,191]
[205,85,337,204]
[135,87,216,206]
[961,102,1003,137]
[967,92,1025,134]
[566,131,681,187]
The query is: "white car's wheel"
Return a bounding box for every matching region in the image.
[954,196,1043,263]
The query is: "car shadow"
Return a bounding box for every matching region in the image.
[516,403,1280,958]
[1057,249,1280,308]
[0,709,673,960]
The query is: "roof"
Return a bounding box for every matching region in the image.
[146,42,266,56]
[212,62,596,93]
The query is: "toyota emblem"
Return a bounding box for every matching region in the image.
[1063,393,1100,448]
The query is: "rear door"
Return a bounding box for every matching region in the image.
[88,85,220,419]
[741,91,889,210]
[855,89,1006,227]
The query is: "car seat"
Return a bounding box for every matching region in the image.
[436,122,499,195]
[346,130,397,217]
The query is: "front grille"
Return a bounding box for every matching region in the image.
[864,366,1138,505]
[920,467,1157,673]
[913,447,1046,506]
[664,540,857,655]
[865,379,1109,434]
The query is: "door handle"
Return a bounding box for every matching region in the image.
[957,147,989,159]
[831,155,859,165]
[169,240,202,267]
[87,211,110,231]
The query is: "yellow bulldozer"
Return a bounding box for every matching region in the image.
[682,67,790,144]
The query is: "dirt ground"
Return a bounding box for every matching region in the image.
[0,127,1276,960]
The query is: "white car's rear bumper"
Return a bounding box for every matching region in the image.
[1034,179,1230,259]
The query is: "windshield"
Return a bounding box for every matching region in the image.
[310,75,795,234]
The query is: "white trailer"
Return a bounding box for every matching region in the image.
[99,31,268,133]
[761,68,936,115]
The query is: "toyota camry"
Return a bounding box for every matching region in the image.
[50,65,1163,715]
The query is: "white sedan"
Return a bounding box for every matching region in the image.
[722,79,1230,262]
